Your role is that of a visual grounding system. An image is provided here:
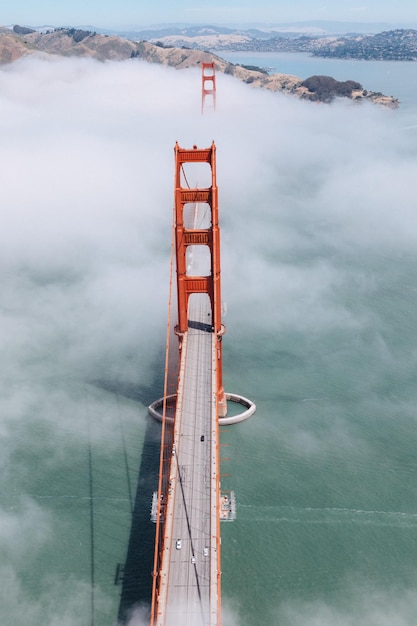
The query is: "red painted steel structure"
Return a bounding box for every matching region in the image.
[173,141,226,416]
[201,62,216,113]
[150,142,226,626]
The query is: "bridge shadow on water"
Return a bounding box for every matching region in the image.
[96,365,176,624]
[117,412,161,624]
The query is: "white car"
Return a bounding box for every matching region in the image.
[203,547,209,557]
[191,556,196,564]
[176,539,182,550]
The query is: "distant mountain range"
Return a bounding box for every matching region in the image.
[0,25,398,107]
[116,24,417,61]
[54,20,417,38]
[5,22,417,61]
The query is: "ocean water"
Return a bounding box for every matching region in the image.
[2,53,417,626]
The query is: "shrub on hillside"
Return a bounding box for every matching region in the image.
[13,25,35,35]
[301,75,363,102]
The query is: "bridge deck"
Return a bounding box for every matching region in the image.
[155,293,220,626]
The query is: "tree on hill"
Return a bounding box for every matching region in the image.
[13,25,35,35]
[301,75,362,102]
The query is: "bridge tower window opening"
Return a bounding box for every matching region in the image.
[183,202,212,229]
[186,244,211,277]
[179,161,212,189]
[188,292,212,324]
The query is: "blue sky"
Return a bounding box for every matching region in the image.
[2,1,417,29]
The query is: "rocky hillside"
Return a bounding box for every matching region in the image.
[0,26,398,107]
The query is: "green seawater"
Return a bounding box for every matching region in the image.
[6,255,417,626]
[1,382,148,624]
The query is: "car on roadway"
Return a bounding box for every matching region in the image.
[176,539,182,550]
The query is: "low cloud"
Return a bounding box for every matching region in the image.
[0,567,112,626]
[0,498,50,566]
[1,54,417,624]
[278,585,417,626]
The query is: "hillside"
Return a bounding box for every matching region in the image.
[139,24,417,62]
[0,26,39,63]
[0,26,398,107]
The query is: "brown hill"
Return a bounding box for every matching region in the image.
[0,27,39,63]
[0,26,398,107]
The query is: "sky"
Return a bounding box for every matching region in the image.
[2,52,417,626]
[2,0,417,29]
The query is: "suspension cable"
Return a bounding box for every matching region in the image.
[150,202,176,624]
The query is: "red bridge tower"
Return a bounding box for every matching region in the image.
[201,62,216,113]
[174,142,226,417]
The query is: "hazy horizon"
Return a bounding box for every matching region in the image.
[3,18,417,33]
[2,0,417,31]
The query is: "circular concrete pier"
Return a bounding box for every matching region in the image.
[220,393,256,424]
[148,392,256,425]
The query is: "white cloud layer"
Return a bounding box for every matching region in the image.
[1,54,417,625]
[278,586,417,626]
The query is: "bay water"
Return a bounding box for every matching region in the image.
[221,50,417,113]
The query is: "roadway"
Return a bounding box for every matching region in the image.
[155,294,220,624]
